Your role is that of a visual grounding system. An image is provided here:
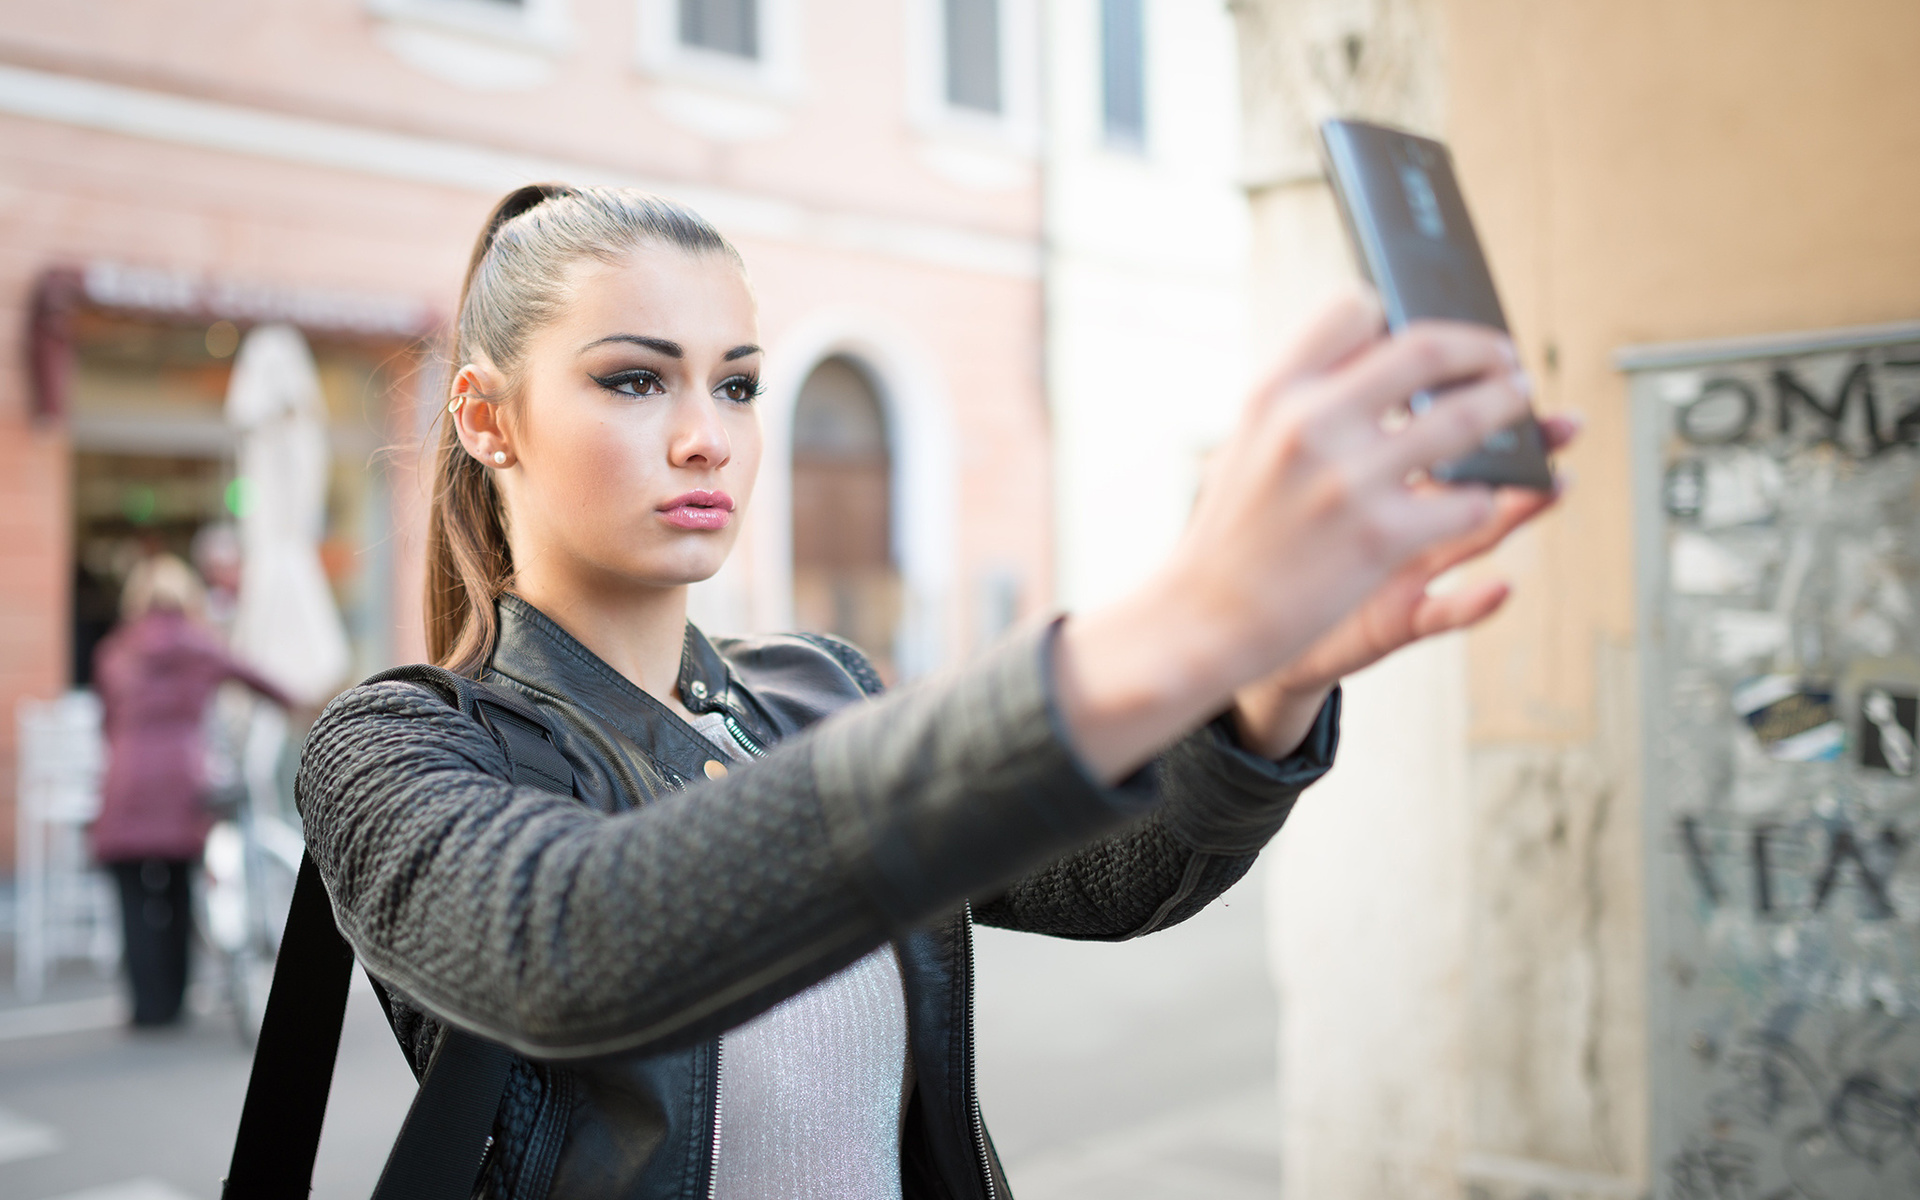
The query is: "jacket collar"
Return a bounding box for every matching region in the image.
[486,594,740,778]
[676,617,779,746]
[489,593,732,705]
[675,622,732,717]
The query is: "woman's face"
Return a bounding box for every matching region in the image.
[473,246,764,597]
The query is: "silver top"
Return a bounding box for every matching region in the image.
[711,947,912,1200]
[689,711,913,1199]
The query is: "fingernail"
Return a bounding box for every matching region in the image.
[1554,468,1578,496]
[1499,339,1520,367]
[1510,369,1534,399]
[1560,411,1587,432]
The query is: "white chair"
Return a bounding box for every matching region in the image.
[14,692,119,1000]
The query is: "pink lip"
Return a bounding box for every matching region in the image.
[658,489,735,531]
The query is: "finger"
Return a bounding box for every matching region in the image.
[1538,411,1583,452]
[1247,287,1386,408]
[1411,578,1512,639]
[1410,484,1557,577]
[1380,484,1498,564]
[1323,320,1518,425]
[1364,367,1533,484]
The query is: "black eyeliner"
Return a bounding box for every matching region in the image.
[591,367,664,396]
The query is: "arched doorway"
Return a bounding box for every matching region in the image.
[790,356,901,680]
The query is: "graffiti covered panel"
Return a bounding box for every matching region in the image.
[1641,338,1920,1200]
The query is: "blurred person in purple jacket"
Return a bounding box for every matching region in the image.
[91,553,292,1027]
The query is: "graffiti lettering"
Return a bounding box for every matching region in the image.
[1679,818,1909,920]
[1677,377,1760,445]
[1674,356,1920,457]
[1773,362,1882,450]
[1682,815,1724,905]
[1811,826,1901,919]
[1752,822,1778,916]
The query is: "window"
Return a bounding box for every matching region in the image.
[944,0,1001,114]
[366,0,571,55]
[679,0,757,59]
[906,0,1038,156]
[791,357,901,680]
[1100,0,1146,147]
[637,0,798,101]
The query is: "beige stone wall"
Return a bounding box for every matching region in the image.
[1458,642,1643,1197]
[1241,1,1920,1197]
[1447,0,1920,746]
[1264,634,1473,1196]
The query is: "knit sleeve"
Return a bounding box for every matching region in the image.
[974,690,1340,939]
[296,626,1159,1060]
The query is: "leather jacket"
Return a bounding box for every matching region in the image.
[295,595,1339,1199]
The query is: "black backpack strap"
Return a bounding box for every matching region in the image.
[367,1024,515,1200]
[222,852,355,1198]
[224,667,576,1200]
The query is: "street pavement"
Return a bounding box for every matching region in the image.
[974,858,1281,1199]
[0,861,1279,1199]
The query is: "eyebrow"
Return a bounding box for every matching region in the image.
[582,336,763,362]
[584,334,682,357]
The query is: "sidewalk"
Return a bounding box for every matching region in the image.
[0,859,1283,1199]
[975,858,1282,1199]
[0,969,414,1200]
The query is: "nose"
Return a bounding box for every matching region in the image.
[668,393,732,472]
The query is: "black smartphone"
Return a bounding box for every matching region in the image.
[1319,117,1554,491]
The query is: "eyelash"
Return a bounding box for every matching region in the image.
[717,374,765,404]
[590,370,763,404]
[592,368,665,398]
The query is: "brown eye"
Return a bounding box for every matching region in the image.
[717,375,763,404]
[593,369,665,398]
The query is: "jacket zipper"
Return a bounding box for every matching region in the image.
[721,712,766,759]
[706,1037,725,1200]
[707,713,762,1200]
[960,902,996,1200]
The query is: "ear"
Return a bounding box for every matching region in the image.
[449,362,516,469]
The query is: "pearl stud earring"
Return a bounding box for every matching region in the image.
[492,451,507,465]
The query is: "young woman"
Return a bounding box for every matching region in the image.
[297,184,1572,1199]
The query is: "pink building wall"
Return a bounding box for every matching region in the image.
[0,0,1049,868]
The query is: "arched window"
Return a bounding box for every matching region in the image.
[790,356,901,679]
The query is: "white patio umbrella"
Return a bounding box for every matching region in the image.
[224,323,351,706]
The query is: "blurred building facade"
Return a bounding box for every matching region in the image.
[1234,2,1920,1199]
[0,0,1055,867]
[1042,0,1250,614]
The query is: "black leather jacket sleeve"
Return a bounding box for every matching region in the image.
[298,624,1161,1060]
[296,623,1337,1062]
[974,691,1340,940]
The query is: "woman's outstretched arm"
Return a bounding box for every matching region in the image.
[977,296,1572,938]
[974,694,1340,940]
[298,624,1162,1063]
[1054,293,1534,781]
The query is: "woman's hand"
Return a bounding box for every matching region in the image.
[1227,414,1579,757]
[1054,289,1546,783]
